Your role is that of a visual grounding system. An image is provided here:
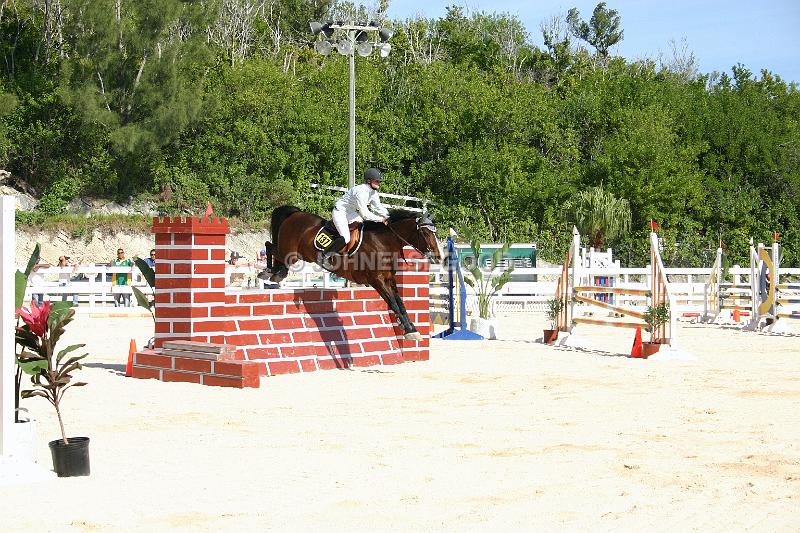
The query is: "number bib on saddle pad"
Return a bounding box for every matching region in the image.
[313,222,364,255]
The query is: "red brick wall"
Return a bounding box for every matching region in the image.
[149,215,430,378]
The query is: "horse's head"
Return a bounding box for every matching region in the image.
[383,210,443,265]
[414,216,443,264]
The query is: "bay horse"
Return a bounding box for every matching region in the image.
[263,206,442,340]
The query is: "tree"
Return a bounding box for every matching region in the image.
[208,0,268,66]
[54,0,215,197]
[567,186,631,249]
[540,12,573,85]
[566,2,623,62]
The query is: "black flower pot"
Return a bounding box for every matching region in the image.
[49,437,90,477]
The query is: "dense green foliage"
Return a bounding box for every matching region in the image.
[1,1,798,266]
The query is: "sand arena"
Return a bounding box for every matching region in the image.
[1,313,798,531]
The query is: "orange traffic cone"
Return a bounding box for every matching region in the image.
[732,309,741,323]
[630,327,643,358]
[125,339,137,377]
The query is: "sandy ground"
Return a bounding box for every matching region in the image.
[2,313,799,531]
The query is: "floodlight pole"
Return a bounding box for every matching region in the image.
[347,31,356,189]
[312,22,391,189]
[330,23,380,189]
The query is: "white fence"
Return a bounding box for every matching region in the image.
[430,264,800,316]
[22,262,348,313]
[24,260,800,317]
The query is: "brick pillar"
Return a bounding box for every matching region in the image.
[152,215,231,348]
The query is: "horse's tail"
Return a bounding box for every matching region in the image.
[271,205,301,244]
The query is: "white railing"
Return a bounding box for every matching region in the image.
[23,262,349,312]
[310,184,430,213]
[25,265,153,312]
[429,263,734,316]
[26,261,798,316]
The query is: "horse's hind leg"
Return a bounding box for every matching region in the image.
[264,241,274,271]
[269,263,289,283]
[260,241,294,283]
[258,241,280,281]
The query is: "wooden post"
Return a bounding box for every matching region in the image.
[567,227,580,332]
[772,240,781,319]
[749,240,758,324]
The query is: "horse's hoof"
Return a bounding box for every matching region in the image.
[404,332,423,341]
[256,270,271,281]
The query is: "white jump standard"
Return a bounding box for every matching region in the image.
[554,227,677,350]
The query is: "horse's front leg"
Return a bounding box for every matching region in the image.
[389,276,421,340]
[371,277,420,340]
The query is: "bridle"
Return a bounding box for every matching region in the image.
[386,216,440,263]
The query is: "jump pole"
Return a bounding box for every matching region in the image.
[433,235,483,340]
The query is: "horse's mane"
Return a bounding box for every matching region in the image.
[386,209,419,223]
[362,209,418,231]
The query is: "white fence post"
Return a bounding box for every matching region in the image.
[1,196,14,455]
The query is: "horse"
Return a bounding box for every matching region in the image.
[263,206,443,340]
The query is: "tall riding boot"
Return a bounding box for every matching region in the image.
[320,236,346,268]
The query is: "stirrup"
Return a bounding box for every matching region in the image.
[320,253,334,269]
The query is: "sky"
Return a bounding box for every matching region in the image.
[385,0,800,84]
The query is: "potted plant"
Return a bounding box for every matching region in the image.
[543,297,563,344]
[16,299,90,477]
[131,256,155,321]
[132,256,156,348]
[641,301,670,357]
[463,240,514,340]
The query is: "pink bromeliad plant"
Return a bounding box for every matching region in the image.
[16,299,87,445]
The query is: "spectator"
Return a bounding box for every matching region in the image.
[254,250,268,271]
[228,252,254,287]
[29,264,46,306]
[113,248,133,307]
[57,255,80,305]
[253,250,270,289]
[144,248,156,268]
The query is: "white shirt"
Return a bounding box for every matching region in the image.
[334,183,389,223]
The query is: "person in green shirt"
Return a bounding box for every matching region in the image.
[113,248,133,307]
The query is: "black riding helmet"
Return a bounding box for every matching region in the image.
[364,167,384,183]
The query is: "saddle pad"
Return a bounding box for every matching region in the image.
[313,222,363,255]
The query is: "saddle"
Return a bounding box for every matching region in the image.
[313,221,364,255]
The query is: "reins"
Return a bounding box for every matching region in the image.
[385,218,437,264]
[385,222,415,265]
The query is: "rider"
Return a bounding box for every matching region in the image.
[319,167,390,268]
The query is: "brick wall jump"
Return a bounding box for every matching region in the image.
[131,213,431,388]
